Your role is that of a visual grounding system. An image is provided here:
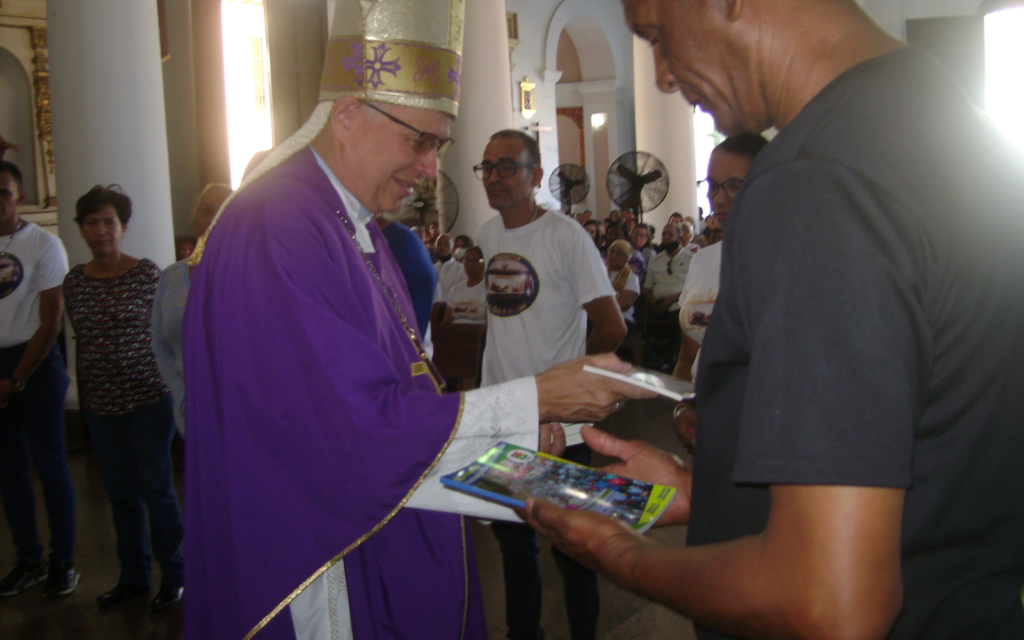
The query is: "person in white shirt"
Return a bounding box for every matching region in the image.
[644,224,693,314]
[0,160,79,598]
[432,233,466,315]
[433,234,465,292]
[605,239,641,337]
[443,245,487,325]
[475,129,626,640]
[674,134,768,384]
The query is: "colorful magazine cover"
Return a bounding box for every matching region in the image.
[441,442,676,533]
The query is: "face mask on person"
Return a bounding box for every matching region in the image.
[453,247,467,260]
[661,241,680,254]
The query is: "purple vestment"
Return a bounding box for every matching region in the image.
[183,148,487,639]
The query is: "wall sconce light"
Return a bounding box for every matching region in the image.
[591,113,607,129]
[520,77,536,119]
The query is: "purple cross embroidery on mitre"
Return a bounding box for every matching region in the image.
[342,40,365,86]
[447,58,461,88]
[414,57,440,84]
[365,43,401,89]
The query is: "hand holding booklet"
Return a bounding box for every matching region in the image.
[582,365,695,402]
[441,441,675,533]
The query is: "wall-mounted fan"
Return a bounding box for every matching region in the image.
[606,151,669,223]
[548,164,590,215]
[396,170,460,233]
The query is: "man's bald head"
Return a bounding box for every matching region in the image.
[622,0,901,133]
[435,233,452,257]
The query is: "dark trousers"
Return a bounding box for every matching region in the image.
[492,444,599,640]
[643,309,682,372]
[0,342,76,563]
[84,394,183,588]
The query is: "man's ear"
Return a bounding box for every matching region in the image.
[16,189,26,207]
[531,165,544,188]
[331,96,363,133]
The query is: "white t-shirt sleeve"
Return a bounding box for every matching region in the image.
[405,376,539,521]
[625,272,640,295]
[35,232,70,290]
[444,281,459,306]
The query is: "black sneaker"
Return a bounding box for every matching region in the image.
[43,560,80,598]
[0,558,47,597]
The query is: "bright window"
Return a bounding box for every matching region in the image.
[222,0,274,187]
[986,7,1024,152]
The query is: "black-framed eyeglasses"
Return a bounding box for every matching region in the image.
[363,101,454,156]
[697,177,744,199]
[473,158,537,179]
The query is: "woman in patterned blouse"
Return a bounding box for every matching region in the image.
[63,185,183,613]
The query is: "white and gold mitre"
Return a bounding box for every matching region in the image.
[320,0,466,117]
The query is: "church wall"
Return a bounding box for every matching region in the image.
[0,4,59,228]
[859,0,983,38]
[556,30,582,83]
[507,0,635,215]
[161,0,202,239]
[265,0,328,145]
[0,0,45,20]
[0,45,37,204]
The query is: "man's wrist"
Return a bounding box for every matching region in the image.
[8,375,26,393]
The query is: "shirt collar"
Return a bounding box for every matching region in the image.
[311,148,376,253]
[311,148,374,225]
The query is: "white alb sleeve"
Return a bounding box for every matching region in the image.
[405,376,539,522]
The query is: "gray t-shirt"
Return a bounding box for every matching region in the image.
[690,47,1024,639]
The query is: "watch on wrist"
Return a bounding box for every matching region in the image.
[8,375,26,393]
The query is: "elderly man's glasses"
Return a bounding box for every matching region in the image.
[697,177,744,199]
[473,158,537,179]
[363,102,454,156]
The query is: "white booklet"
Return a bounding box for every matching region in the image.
[583,365,695,402]
[559,422,592,447]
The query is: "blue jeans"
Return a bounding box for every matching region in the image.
[0,343,76,563]
[491,444,599,640]
[84,394,183,588]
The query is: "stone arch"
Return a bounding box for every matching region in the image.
[0,46,37,203]
[544,0,622,85]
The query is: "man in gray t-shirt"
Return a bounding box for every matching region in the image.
[517,2,1024,639]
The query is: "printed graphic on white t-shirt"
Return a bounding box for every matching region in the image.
[446,280,487,324]
[485,253,539,318]
[677,242,722,344]
[0,253,25,299]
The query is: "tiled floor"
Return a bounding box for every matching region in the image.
[0,398,696,639]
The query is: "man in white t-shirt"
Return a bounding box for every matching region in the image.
[432,233,467,315]
[0,161,79,599]
[443,246,487,325]
[475,130,626,640]
[644,223,694,314]
[643,223,695,371]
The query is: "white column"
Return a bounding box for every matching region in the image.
[442,0,514,240]
[632,35,696,233]
[48,0,176,269]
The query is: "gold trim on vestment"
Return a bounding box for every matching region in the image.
[460,515,469,640]
[244,392,468,639]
